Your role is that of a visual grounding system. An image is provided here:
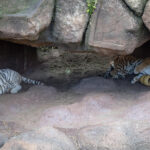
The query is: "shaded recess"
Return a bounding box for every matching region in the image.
[132,40,150,58]
[0,40,37,73]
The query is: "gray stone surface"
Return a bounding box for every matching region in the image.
[0,0,54,40]
[78,121,150,150]
[124,0,148,16]
[0,133,8,148]
[52,0,89,43]
[86,0,150,55]
[1,77,150,149]
[78,122,130,150]
[1,127,77,150]
[142,0,150,31]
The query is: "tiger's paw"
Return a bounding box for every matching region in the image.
[131,80,136,84]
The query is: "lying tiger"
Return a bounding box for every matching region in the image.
[0,69,44,95]
[104,55,150,84]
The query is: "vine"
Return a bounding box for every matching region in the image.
[86,0,97,15]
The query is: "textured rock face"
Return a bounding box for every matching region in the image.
[142,0,150,31]
[52,0,89,43]
[1,127,76,150]
[0,77,150,149]
[86,0,150,55]
[0,0,150,56]
[77,121,150,150]
[78,122,131,150]
[124,0,148,16]
[0,0,54,40]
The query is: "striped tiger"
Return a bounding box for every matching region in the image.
[104,55,143,80]
[0,69,44,95]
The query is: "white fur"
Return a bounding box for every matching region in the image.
[132,65,150,84]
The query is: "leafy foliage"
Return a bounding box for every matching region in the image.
[86,0,97,15]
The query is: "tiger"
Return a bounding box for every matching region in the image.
[104,55,143,80]
[131,57,150,84]
[0,69,44,95]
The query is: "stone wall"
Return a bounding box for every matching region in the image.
[0,0,150,55]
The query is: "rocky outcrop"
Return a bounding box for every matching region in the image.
[77,121,150,150]
[0,0,150,56]
[52,0,89,43]
[142,0,150,31]
[1,127,77,150]
[78,122,131,150]
[86,0,150,55]
[0,0,54,40]
[1,77,150,149]
[124,0,148,16]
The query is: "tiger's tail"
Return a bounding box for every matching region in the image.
[22,76,44,85]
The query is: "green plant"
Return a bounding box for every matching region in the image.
[86,0,97,15]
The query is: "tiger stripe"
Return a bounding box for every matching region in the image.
[0,69,44,95]
[105,55,143,79]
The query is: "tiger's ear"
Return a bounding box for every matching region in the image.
[110,61,114,67]
[110,55,119,66]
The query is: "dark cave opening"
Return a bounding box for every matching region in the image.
[0,39,150,89]
[0,40,37,74]
[132,40,150,58]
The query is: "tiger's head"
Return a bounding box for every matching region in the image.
[109,60,126,79]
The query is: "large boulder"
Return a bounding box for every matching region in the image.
[124,0,148,16]
[77,121,150,150]
[142,0,150,31]
[0,0,54,41]
[86,0,150,56]
[1,127,77,150]
[52,0,89,43]
[1,77,150,149]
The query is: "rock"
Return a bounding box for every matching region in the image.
[125,100,150,121]
[8,27,54,47]
[142,0,150,31]
[0,0,54,41]
[1,77,150,149]
[39,91,117,128]
[52,0,89,43]
[1,127,77,150]
[39,76,150,129]
[86,0,150,56]
[0,133,8,148]
[124,0,148,16]
[77,121,150,150]
[77,122,131,150]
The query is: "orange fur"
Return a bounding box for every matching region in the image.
[134,57,150,74]
[105,55,142,79]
